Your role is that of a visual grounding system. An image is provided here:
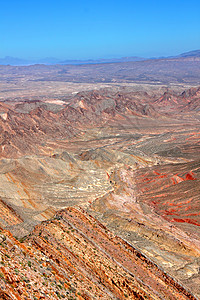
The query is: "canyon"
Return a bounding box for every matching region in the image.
[0,68,199,299]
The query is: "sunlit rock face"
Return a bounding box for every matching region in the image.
[0,85,199,298]
[0,207,197,299]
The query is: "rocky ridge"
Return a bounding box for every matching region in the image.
[0,207,197,300]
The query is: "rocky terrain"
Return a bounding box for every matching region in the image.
[1,56,200,85]
[0,82,199,298]
[0,207,197,299]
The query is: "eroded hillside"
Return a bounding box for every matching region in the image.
[0,85,199,298]
[0,207,197,299]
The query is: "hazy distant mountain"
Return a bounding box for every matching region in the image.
[0,56,29,65]
[0,50,200,66]
[59,56,145,65]
[0,56,61,65]
[0,56,145,66]
[178,50,200,58]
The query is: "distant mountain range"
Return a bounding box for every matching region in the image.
[0,50,200,66]
[60,56,145,65]
[0,56,145,66]
[177,50,200,58]
[0,56,61,66]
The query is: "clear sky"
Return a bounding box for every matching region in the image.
[1,0,200,59]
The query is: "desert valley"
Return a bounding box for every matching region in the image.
[0,55,200,299]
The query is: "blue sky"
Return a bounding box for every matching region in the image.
[1,0,200,59]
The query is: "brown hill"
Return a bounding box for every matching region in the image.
[0,89,160,158]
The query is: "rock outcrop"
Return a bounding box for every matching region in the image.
[0,207,197,299]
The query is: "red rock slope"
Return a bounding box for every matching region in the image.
[0,207,196,300]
